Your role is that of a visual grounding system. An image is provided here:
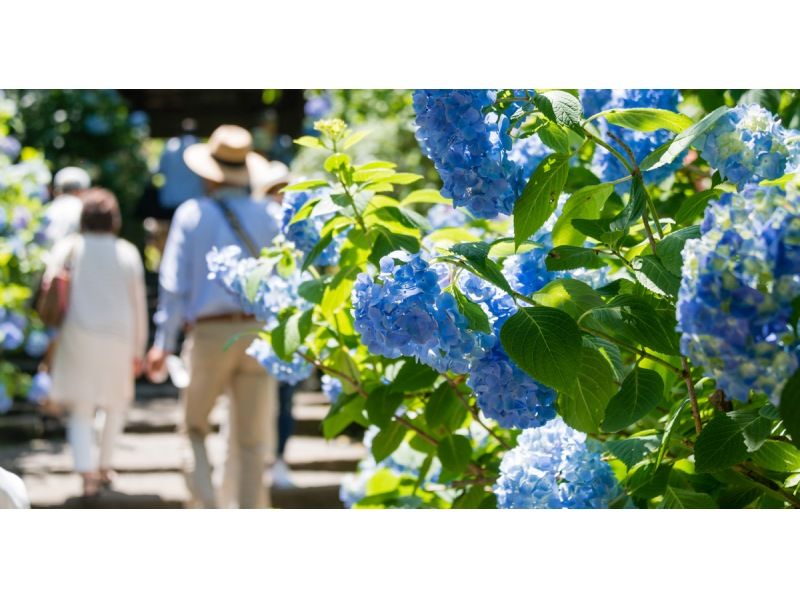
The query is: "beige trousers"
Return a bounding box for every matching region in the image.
[181,320,277,508]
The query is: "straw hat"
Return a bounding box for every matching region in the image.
[183,124,288,190]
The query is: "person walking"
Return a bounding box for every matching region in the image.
[145,124,287,509]
[43,167,91,244]
[44,189,148,497]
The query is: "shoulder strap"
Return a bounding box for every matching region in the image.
[214,200,260,258]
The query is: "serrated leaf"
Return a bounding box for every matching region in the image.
[779,368,800,450]
[366,386,404,428]
[283,179,328,192]
[694,411,769,472]
[610,174,647,235]
[400,189,450,207]
[598,108,693,134]
[532,279,604,320]
[602,367,664,432]
[298,279,326,304]
[545,245,605,271]
[437,434,472,475]
[552,183,614,246]
[500,306,583,395]
[655,225,701,276]
[534,90,583,131]
[513,153,570,248]
[656,398,689,467]
[388,361,439,393]
[293,136,326,150]
[450,242,513,295]
[342,130,370,149]
[371,421,406,462]
[632,255,681,297]
[606,435,661,469]
[660,486,716,509]
[675,189,720,225]
[752,440,800,472]
[425,383,468,432]
[271,309,313,361]
[452,285,491,334]
[558,345,618,433]
[641,106,729,171]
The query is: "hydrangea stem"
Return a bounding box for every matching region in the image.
[681,356,703,435]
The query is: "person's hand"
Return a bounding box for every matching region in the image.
[133,357,144,378]
[145,346,167,381]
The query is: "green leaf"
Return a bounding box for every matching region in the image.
[610,174,647,235]
[342,130,370,149]
[558,345,618,433]
[369,225,420,263]
[675,189,719,225]
[552,183,614,246]
[500,307,583,395]
[626,462,671,499]
[452,285,492,334]
[399,189,449,207]
[283,179,328,192]
[606,435,661,469]
[301,228,335,270]
[271,309,313,361]
[322,394,366,439]
[366,386,404,428]
[388,361,439,393]
[532,279,604,320]
[293,136,326,150]
[297,279,326,304]
[602,367,664,432]
[632,255,681,297]
[752,440,800,472]
[655,225,701,276]
[536,122,569,154]
[657,398,689,467]
[660,486,717,509]
[581,295,681,356]
[425,383,468,432]
[323,152,351,173]
[597,108,693,134]
[513,153,570,248]
[371,421,406,462]
[779,368,800,450]
[545,245,605,271]
[534,90,584,131]
[641,106,729,171]
[450,242,513,295]
[694,412,760,472]
[437,434,472,475]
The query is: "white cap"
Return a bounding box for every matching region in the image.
[53,166,91,193]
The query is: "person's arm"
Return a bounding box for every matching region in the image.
[152,205,193,353]
[129,247,148,360]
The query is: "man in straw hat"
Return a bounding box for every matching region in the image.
[146,124,289,508]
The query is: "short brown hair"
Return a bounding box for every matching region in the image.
[80,188,121,234]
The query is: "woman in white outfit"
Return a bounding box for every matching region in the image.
[45,188,148,497]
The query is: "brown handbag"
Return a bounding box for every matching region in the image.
[36,242,76,328]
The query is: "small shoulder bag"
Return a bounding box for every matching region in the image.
[36,242,77,328]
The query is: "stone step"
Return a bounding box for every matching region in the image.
[0,432,364,476]
[23,470,347,509]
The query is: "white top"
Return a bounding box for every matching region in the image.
[0,467,30,509]
[43,194,83,244]
[46,233,148,359]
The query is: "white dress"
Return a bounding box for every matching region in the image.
[46,233,148,408]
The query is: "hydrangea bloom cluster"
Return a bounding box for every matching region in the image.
[678,183,800,403]
[0,382,11,414]
[697,104,791,189]
[460,272,558,429]
[412,90,522,219]
[281,189,343,267]
[27,371,51,405]
[494,417,619,509]
[0,310,25,351]
[321,374,342,403]
[245,338,314,385]
[581,89,682,185]
[352,253,488,374]
[207,246,315,384]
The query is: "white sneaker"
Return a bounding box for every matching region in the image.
[270,459,295,489]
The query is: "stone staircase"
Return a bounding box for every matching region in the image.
[0,385,365,509]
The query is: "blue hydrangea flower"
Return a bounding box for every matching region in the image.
[281,189,344,267]
[0,317,25,351]
[351,253,487,374]
[27,371,51,404]
[494,417,620,509]
[581,89,683,185]
[460,272,557,429]
[678,183,800,403]
[413,90,523,218]
[321,374,342,403]
[24,329,50,358]
[246,338,314,385]
[0,382,11,414]
[305,94,332,120]
[0,135,21,160]
[698,104,791,189]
